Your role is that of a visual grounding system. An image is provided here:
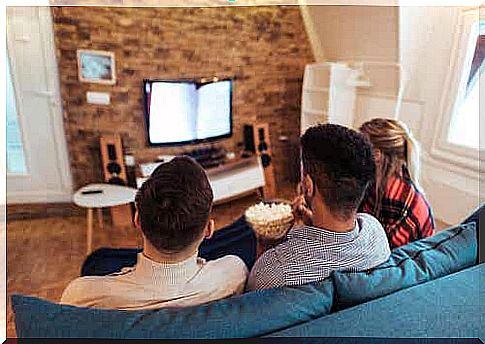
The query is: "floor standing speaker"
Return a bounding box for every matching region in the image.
[244,123,276,199]
[99,134,133,227]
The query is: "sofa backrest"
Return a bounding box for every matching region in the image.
[12,279,333,338]
[12,222,478,339]
[331,222,477,310]
[269,263,484,338]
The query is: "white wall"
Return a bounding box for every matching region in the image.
[301,5,400,96]
[300,5,482,224]
[399,6,481,224]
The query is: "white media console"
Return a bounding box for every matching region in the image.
[136,156,266,203]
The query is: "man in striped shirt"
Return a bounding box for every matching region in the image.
[247,124,391,290]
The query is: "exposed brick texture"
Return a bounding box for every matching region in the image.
[51,6,314,190]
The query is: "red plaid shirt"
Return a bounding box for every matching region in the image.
[360,169,435,249]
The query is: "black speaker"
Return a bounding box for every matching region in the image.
[244,124,272,167]
[244,125,256,153]
[260,153,272,168]
[257,128,271,167]
[107,162,122,175]
[99,134,132,227]
[243,122,276,198]
[100,134,127,186]
[107,144,117,161]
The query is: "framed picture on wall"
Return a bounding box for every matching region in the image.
[77,49,116,85]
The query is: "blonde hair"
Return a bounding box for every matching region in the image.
[359,118,423,215]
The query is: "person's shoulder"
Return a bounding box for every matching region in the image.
[206,254,246,267]
[356,213,391,261]
[60,276,104,305]
[246,248,287,291]
[253,237,297,271]
[357,212,383,228]
[198,255,249,297]
[204,255,249,278]
[387,173,416,198]
[60,270,134,305]
[357,213,389,242]
[63,275,108,290]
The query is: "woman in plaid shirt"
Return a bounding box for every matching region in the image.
[359,118,435,249]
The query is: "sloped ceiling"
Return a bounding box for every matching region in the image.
[299,5,400,95]
[300,5,399,63]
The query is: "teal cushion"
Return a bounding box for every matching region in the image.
[12,279,333,339]
[332,222,477,310]
[270,264,484,338]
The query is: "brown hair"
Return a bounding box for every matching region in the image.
[359,118,422,217]
[135,156,214,253]
[301,124,376,220]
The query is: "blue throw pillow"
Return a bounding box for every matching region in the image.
[332,222,477,310]
[12,279,333,339]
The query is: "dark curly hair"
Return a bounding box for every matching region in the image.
[301,124,376,220]
[135,156,214,253]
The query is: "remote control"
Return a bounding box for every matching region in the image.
[81,190,103,195]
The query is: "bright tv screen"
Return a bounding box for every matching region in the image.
[143,79,233,146]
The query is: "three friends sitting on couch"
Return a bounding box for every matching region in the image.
[61,120,435,309]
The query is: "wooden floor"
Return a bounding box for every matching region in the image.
[6,185,297,337]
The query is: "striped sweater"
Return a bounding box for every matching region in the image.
[246,213,391,291]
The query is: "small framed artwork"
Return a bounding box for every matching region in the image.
[77,49,116,85]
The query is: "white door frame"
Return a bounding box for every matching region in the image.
[7,7,73,203]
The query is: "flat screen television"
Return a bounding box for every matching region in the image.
[143,78,233,146]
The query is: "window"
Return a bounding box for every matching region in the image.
[447,20,483,150]
[6,52,27,175]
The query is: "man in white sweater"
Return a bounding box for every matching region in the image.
[61,156,248,310]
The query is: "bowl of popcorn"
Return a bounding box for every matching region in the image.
[244,202,294,241]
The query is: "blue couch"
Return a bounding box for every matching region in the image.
[271,263,483,338]
[11,207,482,339]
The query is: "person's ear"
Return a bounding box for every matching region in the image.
[302,174,314,198]
[204,219,215,240]
[134,209,141,229]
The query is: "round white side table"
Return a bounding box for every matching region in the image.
[73,183,137,254]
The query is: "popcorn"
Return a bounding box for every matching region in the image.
[245,202,294,240]
[245,202,292,224]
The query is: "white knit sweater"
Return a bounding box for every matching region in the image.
[60,252,248,310]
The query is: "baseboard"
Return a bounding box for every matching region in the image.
[6,190,73,204]
[7,202,85,221]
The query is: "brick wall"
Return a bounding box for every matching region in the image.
[51,6,314,190]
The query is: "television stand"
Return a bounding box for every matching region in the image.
[137,155,266,204]
[184,146,226,169]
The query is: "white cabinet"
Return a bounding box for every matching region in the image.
[137,157,265,204]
